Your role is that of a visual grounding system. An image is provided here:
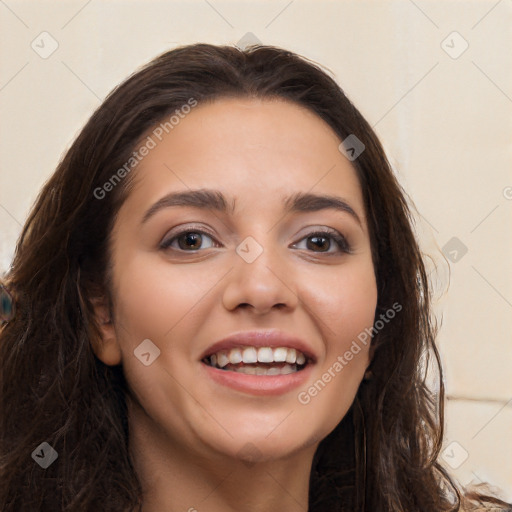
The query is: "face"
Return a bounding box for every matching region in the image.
[93,97,377,465]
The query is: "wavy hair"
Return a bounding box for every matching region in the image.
[1,43,510,511]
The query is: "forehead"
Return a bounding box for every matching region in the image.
[123,97,365,220]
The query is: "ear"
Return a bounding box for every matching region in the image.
[89,295,122,366]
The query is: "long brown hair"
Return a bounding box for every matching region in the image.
[1,43,510,511]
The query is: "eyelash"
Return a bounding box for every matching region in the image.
[159,227,352,255]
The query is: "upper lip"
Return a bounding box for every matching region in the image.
[200,330,318,363]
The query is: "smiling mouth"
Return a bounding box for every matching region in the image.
[202,346,311,375]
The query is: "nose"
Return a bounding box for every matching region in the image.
[222,240,299,315]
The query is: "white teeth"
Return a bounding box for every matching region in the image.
[230,363,297,376]
[273,347,287,362]
[206,346,309,372]
[216,351,229,368]
[229,348,243,364]
[242,347,258,364]
[280,364,294,375]
[285,348,297,364]
[257,347,274,363]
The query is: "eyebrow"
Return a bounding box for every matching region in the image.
[141,189,362,227]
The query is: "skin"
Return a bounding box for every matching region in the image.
[91,97,378,512]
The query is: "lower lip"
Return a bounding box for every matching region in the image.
[201,362,315,396]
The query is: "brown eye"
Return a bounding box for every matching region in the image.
[293,230,351,255]
[306,234,331,252]
[177,232,203,250]
[160,230,217,251]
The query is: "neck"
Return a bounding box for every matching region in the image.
[127,397,317,512]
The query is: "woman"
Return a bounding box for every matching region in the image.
[0,43,510,511]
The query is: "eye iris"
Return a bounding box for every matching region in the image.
[179,232,202,250]
[307,235,329,252]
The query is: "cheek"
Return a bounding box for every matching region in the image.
[111,252,216,341]
[332,271,377,357]
[296,258,376,414]
[109,252,211,431]
[305,257,377,348]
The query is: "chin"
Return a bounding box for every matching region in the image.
[201,420,322,464]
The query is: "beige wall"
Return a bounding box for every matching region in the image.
[1,0,510,501]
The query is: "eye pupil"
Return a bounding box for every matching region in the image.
[179,232,202,250]
[307,235,329,252]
